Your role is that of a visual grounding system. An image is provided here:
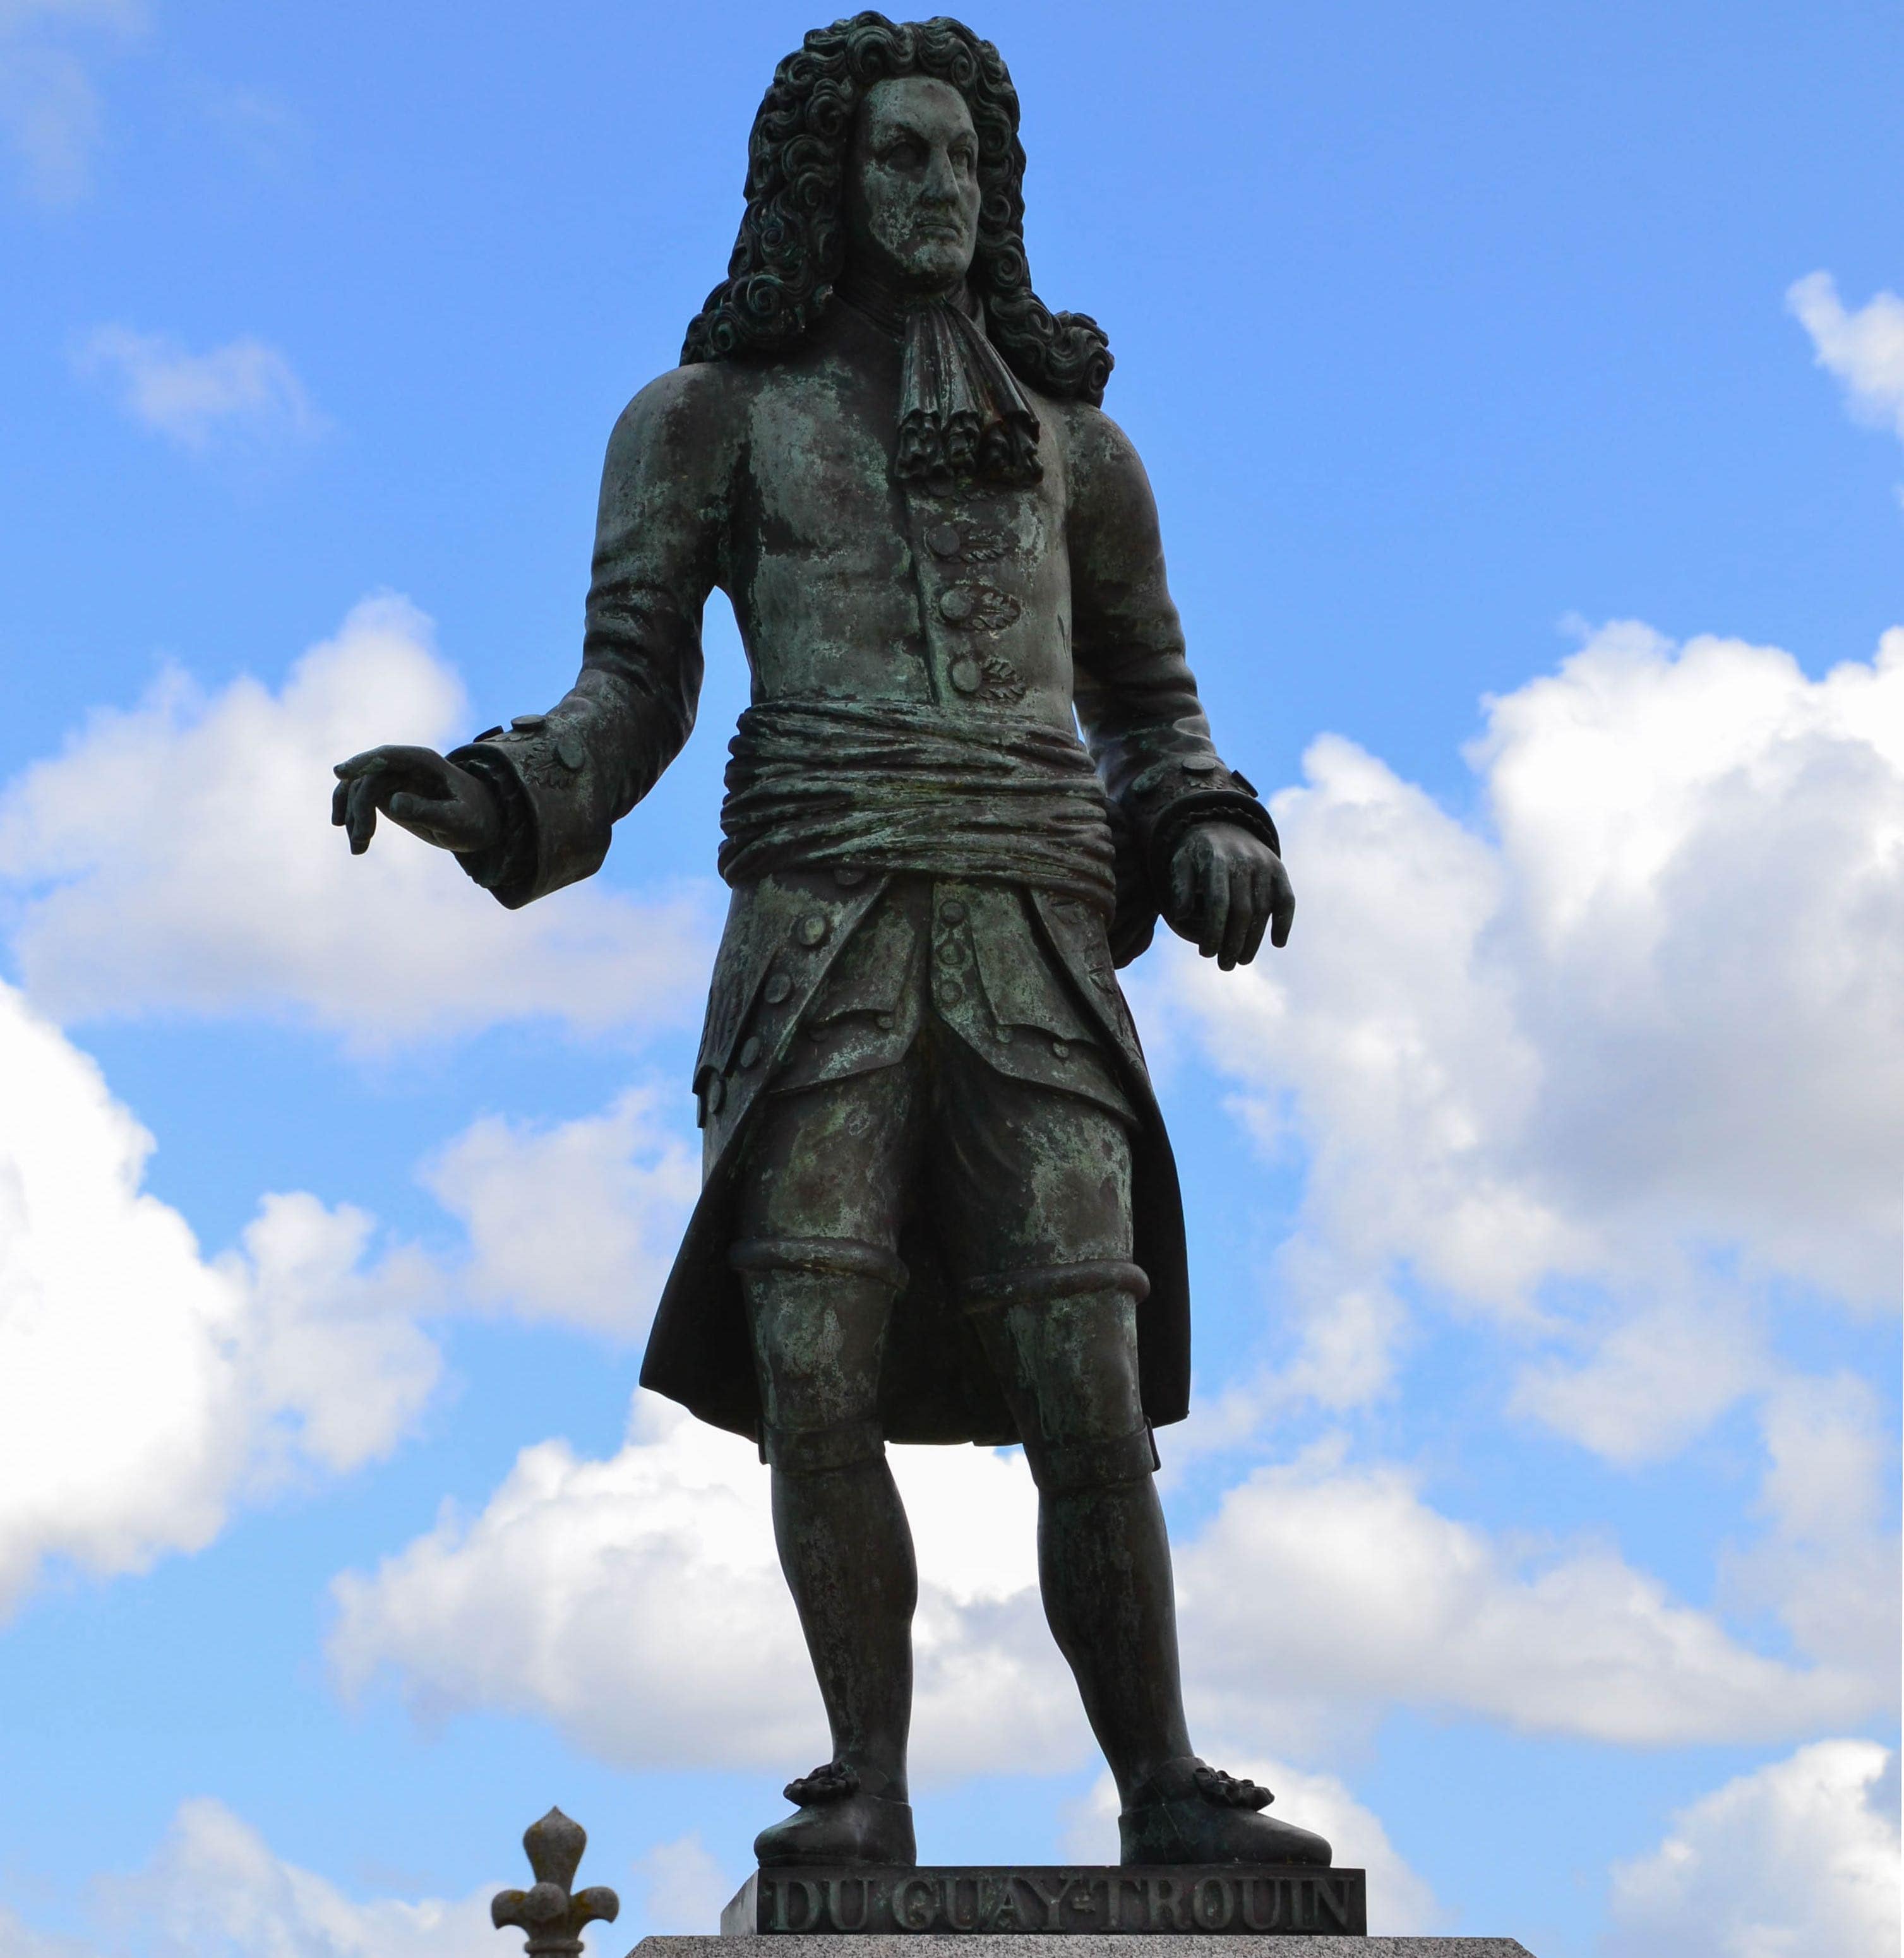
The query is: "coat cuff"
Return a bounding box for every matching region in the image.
[448,716,612,909]
[1121,753,1281,886]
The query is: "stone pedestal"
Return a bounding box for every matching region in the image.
[617,1870,1542,1954]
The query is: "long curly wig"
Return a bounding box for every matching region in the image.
[681,13,1113,405]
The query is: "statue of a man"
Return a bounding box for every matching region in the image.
[335,13,1329,1876]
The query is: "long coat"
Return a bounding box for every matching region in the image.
[448,301,1278,1447]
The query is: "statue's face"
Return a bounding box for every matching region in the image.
[846,76,982,294]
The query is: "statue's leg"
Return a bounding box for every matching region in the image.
[939,1072,1182,1791]
[966,1267,1191,1805]
[733,1063,919,1866]
[947,1073,1331,1866]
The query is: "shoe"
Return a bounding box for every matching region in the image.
[1118,1758,1332,1866]
[753,1761,916,1868]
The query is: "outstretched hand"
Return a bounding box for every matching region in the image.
[1163,821,1293,969]
[332,746,502,856]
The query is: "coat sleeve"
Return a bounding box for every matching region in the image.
[451,365,733,908]
[1063,405,1279,958]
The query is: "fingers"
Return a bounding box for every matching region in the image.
[335,751,394,853]
[387,791,431,828]
[1269,857,1295,949]
[1236,859,1272,967]
[1218,857,1255,969]
[345,774,381,854]
[1199,854,1230,961]
[385,791,446,847]
[387,790,462,851]
[1168,835,1199,928]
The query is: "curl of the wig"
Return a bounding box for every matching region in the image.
[682,12,1113,406]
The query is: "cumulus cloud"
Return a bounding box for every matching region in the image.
[1788,271,1904,442]
[328,1399,1087,1779]
[74,326,325,450]
[331,1396,1882,1770]
[11,1796,739,1956]
[92,1797,498,1958]
[0,0,141,206]
[422,1087,699,1340]
[1170,623,1904,1457]
[0,1904,95,1958]
[635,1834,737,1935]
[1058,1763,1440,1937]
[1722,1374,1901,1688]
[0,595,715,1047]
[1508,1298,1769,1467]
[0,978,443,1616]
[1175,1443,1881,1752]
[1607,1740,1900,1958]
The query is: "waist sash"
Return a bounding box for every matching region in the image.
[718,699,1116,914]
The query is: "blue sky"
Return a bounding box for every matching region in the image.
[1,4,1899,1955]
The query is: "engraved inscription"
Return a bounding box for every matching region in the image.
[734,1863,1367,1937]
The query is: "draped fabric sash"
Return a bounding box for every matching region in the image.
[718,699,1116,914]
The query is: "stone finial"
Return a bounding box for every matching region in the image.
[491,1808,620,1957]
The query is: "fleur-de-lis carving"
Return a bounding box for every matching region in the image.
[491,1808,620,1958]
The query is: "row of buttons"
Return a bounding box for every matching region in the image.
[934,897,969,1007]
[915,515,1019,707]
[704,906,840,1116]
[931,897,1074,1056]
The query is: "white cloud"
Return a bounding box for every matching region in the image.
[1723,1374,1901,1688]
[0,1,141,206]
[94,1797,498,1958]
[422,1087,699,1341]
[1058,1763,1442,1937]
[0,977,441,1617]
[9,1796,741,1958]
[1509,1298,1769,1466]
[635,1833,736,1935]
[0,595,715,1048]
[74,326,325,450]
[0,1904,95,1958]
[1170,623,1904,1458]
[1175,1443,1883,1752]
[1607,1740,1900,1958]
[328,1399,1085,1779]
[332,1397,1884,1769]
[1788,271,1904,442]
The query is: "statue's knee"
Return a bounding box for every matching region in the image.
[961,1262,1150,1452]
[732,1234,907,1290]
[733,1236,904,1435]
[760,1416,887,1476]
[1025,1421,1159,1496]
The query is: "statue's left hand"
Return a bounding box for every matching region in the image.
[1164,821,1293,969]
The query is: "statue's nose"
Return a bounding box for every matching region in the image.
[920,145,958,205]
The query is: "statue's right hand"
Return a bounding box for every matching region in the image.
[331,745,503,857]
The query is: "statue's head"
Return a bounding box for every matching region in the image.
[683,12,1113,405]
[846,73,983,300]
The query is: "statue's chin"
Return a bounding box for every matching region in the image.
[881,239,975,297]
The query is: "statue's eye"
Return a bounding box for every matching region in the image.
[883,138,924,168]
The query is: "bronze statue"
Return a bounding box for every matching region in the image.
[335,12,1327,1877]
